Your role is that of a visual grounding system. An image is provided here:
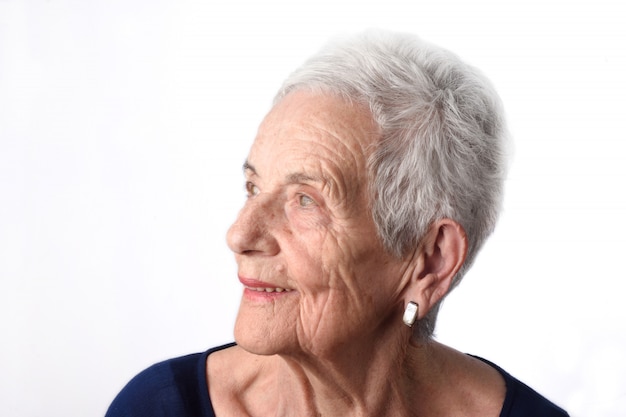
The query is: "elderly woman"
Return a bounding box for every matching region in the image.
[106,31,568,417]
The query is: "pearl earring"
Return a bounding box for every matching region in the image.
[403,301,419,327]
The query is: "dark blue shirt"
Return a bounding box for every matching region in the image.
[106,343,568,417]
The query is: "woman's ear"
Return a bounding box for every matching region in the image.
[404,219,468,319]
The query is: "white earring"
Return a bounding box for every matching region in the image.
[402,301,419,327]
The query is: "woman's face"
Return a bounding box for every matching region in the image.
[227,91,410,357]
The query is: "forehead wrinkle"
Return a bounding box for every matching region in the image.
[250,91,378,208]
[288,139,367,212]
[301,122,368,171]
[275,130,360,203]
[304,125,373,196]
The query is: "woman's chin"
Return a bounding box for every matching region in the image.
[233,310,291,356]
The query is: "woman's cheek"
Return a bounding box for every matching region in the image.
[285,203,331,231]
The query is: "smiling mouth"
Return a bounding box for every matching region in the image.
[243,285,293,293]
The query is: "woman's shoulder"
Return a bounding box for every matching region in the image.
[471,355,569,417]
[424,342,568,417]
[106,343,235,417]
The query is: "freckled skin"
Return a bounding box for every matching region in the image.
[227,91,411,359]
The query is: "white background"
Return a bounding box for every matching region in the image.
[1,1,625,416]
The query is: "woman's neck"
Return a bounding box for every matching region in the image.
[208,332,506,417]
[267,331,433,417]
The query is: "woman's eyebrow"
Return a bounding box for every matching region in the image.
[287,172,340,200]
[285,172,325,185]
[243,161,257,176]
[243,161,336,194]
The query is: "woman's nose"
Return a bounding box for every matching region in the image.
[226,196,280,256]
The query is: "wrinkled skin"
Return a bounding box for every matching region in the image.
[218,90,505,417]
[227,90,413,360]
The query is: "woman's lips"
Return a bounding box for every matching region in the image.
[244,286,293,293]
[239,276,294,295]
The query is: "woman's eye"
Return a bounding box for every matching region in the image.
[245,182,260,197]
[298,194,316,207]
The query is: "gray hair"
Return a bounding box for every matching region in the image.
[274,30,508,338]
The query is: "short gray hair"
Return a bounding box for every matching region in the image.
[274,30,508,338]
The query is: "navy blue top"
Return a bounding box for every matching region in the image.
[106,343,568,417]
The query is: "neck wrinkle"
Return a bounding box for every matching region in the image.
[271,325,431,417]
